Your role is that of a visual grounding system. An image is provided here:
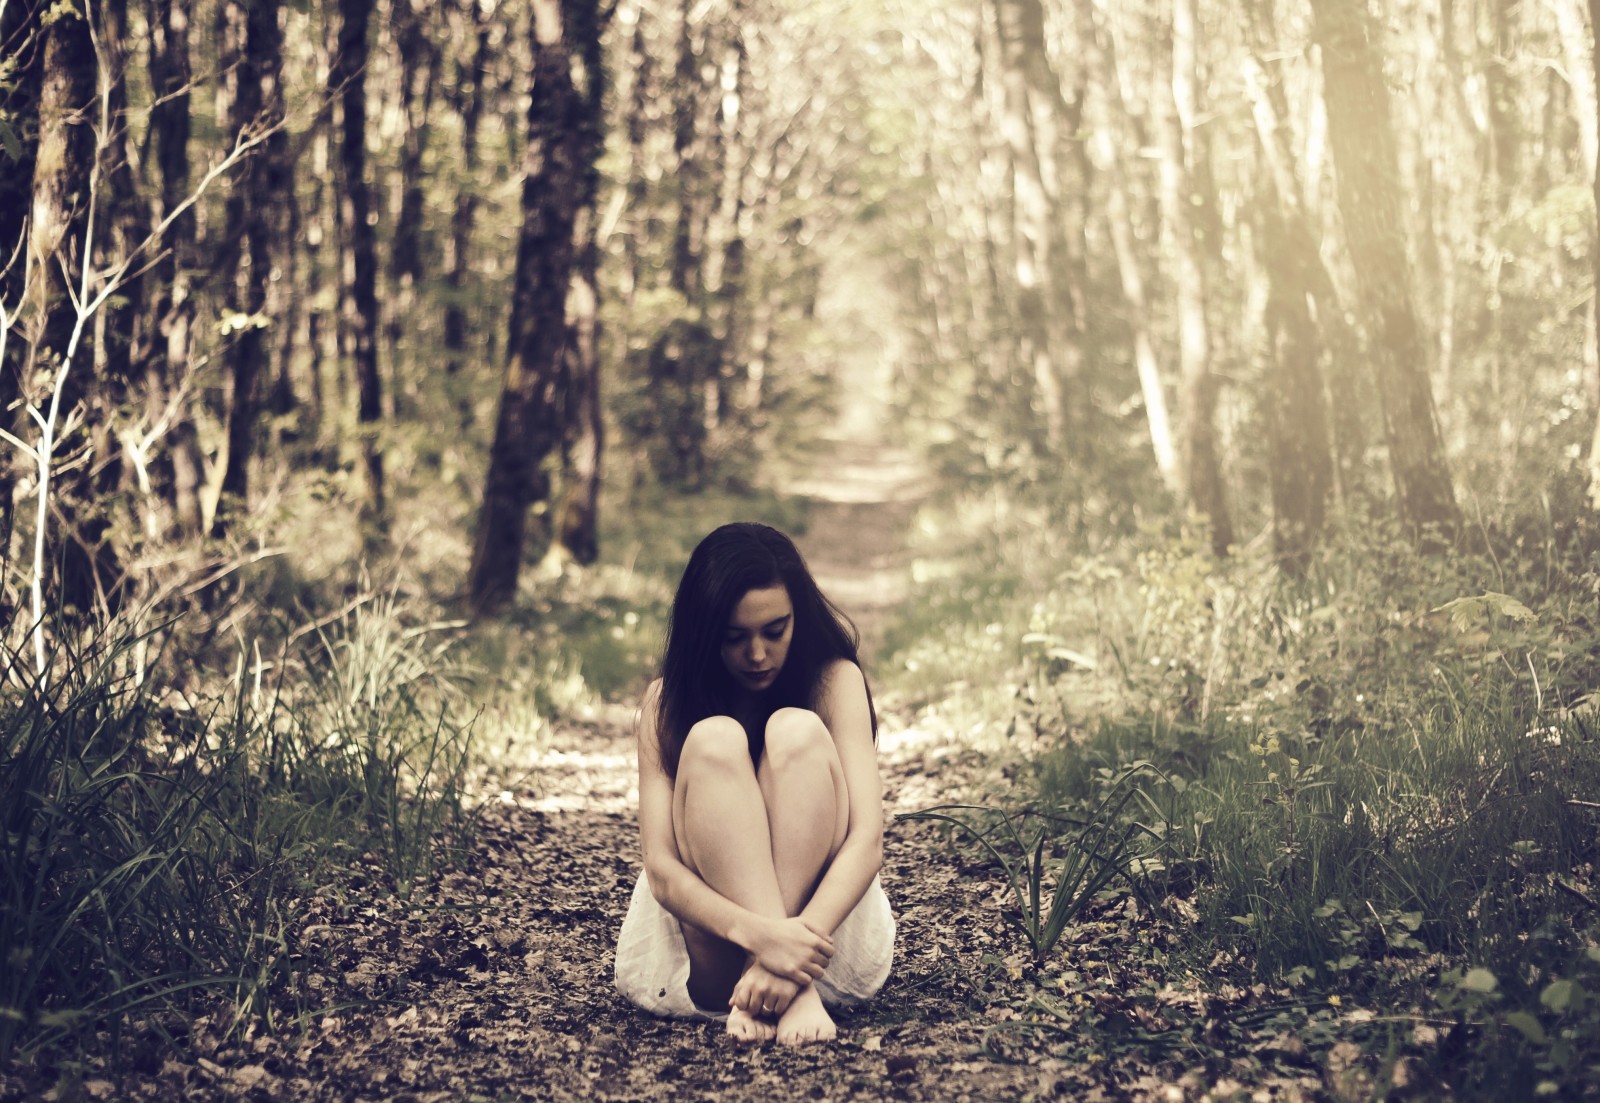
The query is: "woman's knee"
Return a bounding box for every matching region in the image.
[680,715,752,773]
[763,708,835,770]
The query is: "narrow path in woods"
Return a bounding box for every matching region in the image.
[140,439,1330,1102]
[103,416,1336,1102]
[233,434,1061,1103]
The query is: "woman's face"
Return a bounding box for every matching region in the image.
[721,584,793,693]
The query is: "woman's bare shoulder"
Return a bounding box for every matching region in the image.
[635,679,664,740]
[819,657,865,690]
[817,658,868,712]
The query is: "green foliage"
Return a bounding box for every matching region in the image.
[882,484,1600,1093]
[0,593,474,1063]
[899,762,1169,965]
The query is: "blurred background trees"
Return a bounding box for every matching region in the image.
[1,0,1597,624]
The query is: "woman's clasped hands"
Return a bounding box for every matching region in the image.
[732,915,834,1015]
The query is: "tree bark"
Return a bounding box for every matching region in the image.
[443,0,494,396]
[469,0,609,614]
[1311,0,1460,537]
[1161,0,1231,554]
[26,2,119,610]
[146,0,206,535]
[335,0,385,518]
[213,0,288,533]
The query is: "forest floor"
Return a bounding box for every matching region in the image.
[15,441,1349,1103]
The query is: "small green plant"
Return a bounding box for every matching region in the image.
[0,584,477,1063]
[898,762,1169,965]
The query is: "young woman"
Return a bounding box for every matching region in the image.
[614,523,894,1044]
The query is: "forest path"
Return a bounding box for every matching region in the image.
[235,435,1055,1102]
[137,440,1318,1102]
[787,435,931,666]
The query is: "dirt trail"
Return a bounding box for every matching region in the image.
[265,439,1049,1103]
[58,440,1363,1102]
[84,441,1056,1103]
[788,436,931,666]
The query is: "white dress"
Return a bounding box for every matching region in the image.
[613,869,895,1019]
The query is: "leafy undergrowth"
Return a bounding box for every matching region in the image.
[879,489,1600,1099]
[0,589,475,1073]
[1,717,1410,1103]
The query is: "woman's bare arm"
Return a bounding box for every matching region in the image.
[794,660,885,937]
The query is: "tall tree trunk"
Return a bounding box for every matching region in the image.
[269,151,301,432]
[1590,0,1600,509]
[0,1,46,543]
[617,0,655,306]
[335,0,385,518]
[213,0,288,533]
[670,0,705,302]
[1161,0,1231,554]
[26,2,119,611]
[1079,0,1179,493]
[556,206,603,565]
[388,0,440,417]
[443,0,493,398]
[706,0,746,426]
[97,0,145,400]
[1241,51,1334,572]
[991,0,1071,454]
[1311,0,1459,536]
[146,0,206,536]
[469,0,609,615]
[305,19,338,441]
[1555,0,1599,192]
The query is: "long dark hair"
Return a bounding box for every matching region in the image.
[655,522,876,778]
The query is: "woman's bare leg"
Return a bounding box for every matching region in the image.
[673,716,788,1041]
[672,710,847,1044]
[758,708,848,1045]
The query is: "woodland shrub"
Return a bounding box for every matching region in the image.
[0,594,473,1063]
[885,490,1600,1093]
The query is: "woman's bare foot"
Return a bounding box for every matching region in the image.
[726,1005,776,1043]
[775,983,836,1046]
